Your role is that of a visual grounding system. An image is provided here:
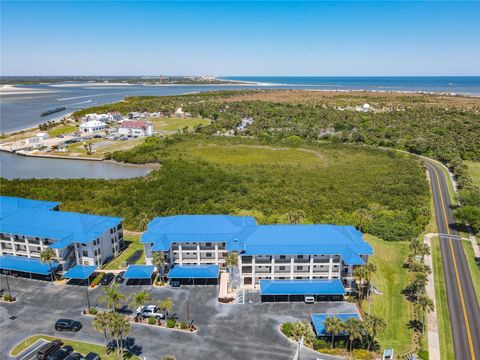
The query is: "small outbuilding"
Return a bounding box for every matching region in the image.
[123,265,155,285]
[63,265,97,285]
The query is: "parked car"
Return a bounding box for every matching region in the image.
[47,347,72,360]
[136,305,165,319]
[37,340,63,360]
[94,135,102,138]
[55,319,82,332]
[64,353,83,360]
[84,353,100,360]
[170,280,181,287]
[304,296,315,304]
[115,271,125,283]
[83,353,100,360]
[56,134,65,138]
[62,346,74,354]
[101,273,115,285]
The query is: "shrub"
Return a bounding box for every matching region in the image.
[281,322,294,337]
[88,307,98,315]
[313,339,329,350]
[148,317,156,325]
[418,349,429,360]
[180,321,189,330]
[91,273,104,287]
[218,297,234,303]
[352,349,374,360]
[2,293,14,302]
[166,318,176,328]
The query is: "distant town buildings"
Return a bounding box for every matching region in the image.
[79,120,107,133]
[118,120,154,137]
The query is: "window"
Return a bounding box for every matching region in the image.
[298,255,304,259]
[296,266,303,271]
[81,243,87,247]
[279,255,286,259]
[94,250,98,256]
[279,266,285,271]
[82,251,88,257]
[206,242,212,247]
[206,253,212,257]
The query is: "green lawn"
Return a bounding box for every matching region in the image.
[11,335,138,360]
[363,234,416,356]
[150,117,211,131]
[48,125,78,137]
[465,160,480,187]
[462,240,480,300]
[103,233,144,270]
[431,236,455,360]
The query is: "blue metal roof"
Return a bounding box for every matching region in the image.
[0,197,122,249]
[124,265,155,279]
[167,265,219,279]
[0,255,59,275]
[63,265,97,279]
[142,215,372,266]
[0,196,59,219]
[259,279,345,296]
[311,313,362,336]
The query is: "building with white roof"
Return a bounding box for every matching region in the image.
[79,120,107,133]
[118,120,154,137]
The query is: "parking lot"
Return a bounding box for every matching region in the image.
[1,276,356,359]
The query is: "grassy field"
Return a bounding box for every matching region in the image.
[51,138,145,159]
[10,335,138,359]
[431,236,455,360]
[150,117,210,131]
[465,160,480,187]
[363,234,416,356]
[103,233,144,270]
[48,125,78,137]
[462,240,480,300]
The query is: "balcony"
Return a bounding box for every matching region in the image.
[313,258,330,264]
[255,258,271,264]
[274,258,291,264]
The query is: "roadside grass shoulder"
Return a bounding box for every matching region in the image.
[363,234,416,356]
[462,240,480,300]
[103,233,144,270]
[431,236,455,360]
[11,335,138,360]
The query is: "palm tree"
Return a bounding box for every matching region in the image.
[344,318,364,359]
[323,316,343,349]
[92,312,112,346]
[224,252,238,288]
[40,248,57,281]
[158,298,174,318]
[99,283,126,311]
[108,312,131,358]
[353,266,367,301]
[152,251,166,276]
[418,295,434,334]
[364,314,386,351]
[129,290,151,314]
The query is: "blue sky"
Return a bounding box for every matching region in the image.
[1,1,479,76]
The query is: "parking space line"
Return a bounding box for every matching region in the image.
[16,339,47,360]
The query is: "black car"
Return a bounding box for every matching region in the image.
[83,353,100,360]
[37,340,63,360]
[170,280,181,287]
[101,273,115,285]
[115,271,125,283]
[47,348,71,360]
[55,319,82,332]
[64,353,83,360]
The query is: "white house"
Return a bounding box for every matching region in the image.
[36,133,50,141]
[79,120,107,133]
[118,121,154,137]
[174,107,186,118]
[362,103,370,112]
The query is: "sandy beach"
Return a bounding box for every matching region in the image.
[0,84,59,95]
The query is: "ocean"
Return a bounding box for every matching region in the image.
[1,77,479,133]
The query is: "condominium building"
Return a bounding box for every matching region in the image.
[141,215,373,290]
[0,196,124,270]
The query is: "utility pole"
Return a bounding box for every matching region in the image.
[85,286,91,310]
[186,301,190,322]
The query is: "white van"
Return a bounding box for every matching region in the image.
[304,296,315,304]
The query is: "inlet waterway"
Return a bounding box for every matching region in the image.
[0,151,151,179]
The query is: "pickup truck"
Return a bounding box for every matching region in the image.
[136,305,165,319]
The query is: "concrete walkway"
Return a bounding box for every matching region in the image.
[424,233,441,360]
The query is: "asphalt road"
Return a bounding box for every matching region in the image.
[424,159,480,360]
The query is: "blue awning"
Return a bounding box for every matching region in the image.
[168,265,219,279]
[311,313,361,336]
[259,279,345,296]
[0,255,59,276]
[64,265,97,280]
[124,265,155,279]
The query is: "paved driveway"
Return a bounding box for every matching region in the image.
[1,277,355,360]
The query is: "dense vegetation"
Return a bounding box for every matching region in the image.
[0,135,429,241]
[73,90,480,188]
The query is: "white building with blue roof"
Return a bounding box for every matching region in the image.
[0,196,124,270]
[142,215,373,291]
